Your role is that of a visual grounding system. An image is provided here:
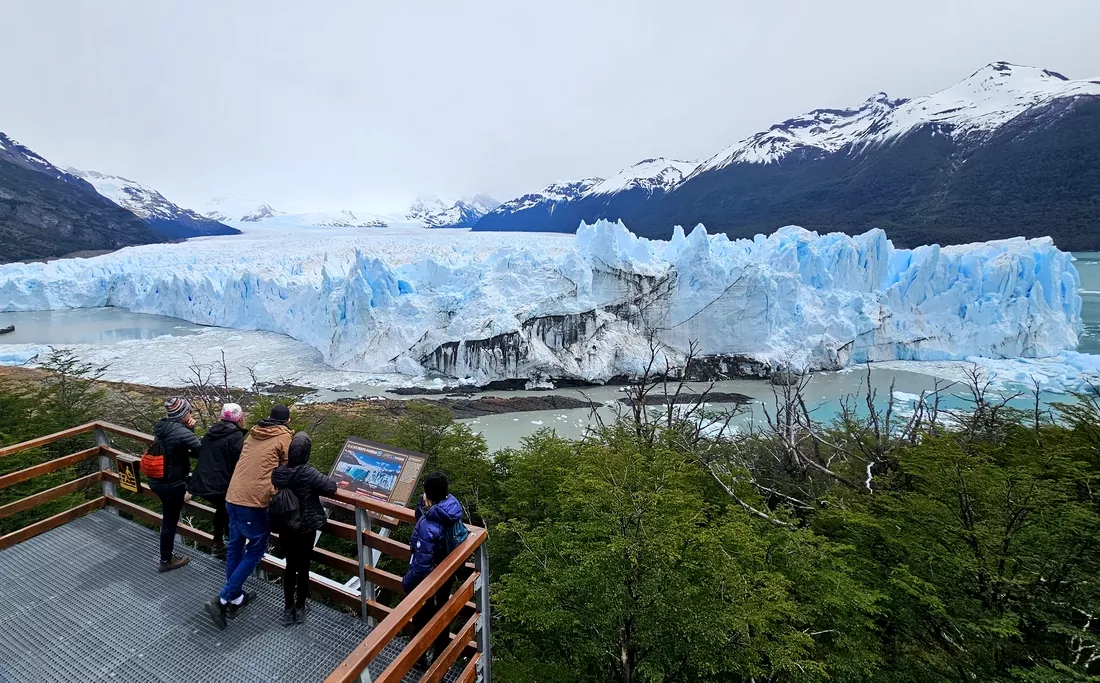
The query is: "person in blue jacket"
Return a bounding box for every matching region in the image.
[403,471,465,665]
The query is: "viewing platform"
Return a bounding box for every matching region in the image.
[0,422,490,683]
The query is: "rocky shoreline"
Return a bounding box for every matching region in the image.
[337,394,601,420]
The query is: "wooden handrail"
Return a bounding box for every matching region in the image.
[375,572,478,683]
[308,546,406,595]
[0,447,103,491]
[91,422,416,522]
[93,421,154,444]
[324,517,412,562]
[456,653,481,683]
[325,527,487,683]
[422,612,479,683]
[331,490,417,525]
[0,422,98,458]
[102,471,217,519]
[0,497,106,550]
[2,421,492,683]
[0,471,103,520]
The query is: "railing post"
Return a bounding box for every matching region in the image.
[93,427,117,514]
[355,507,377,627]
[474,539,492,683]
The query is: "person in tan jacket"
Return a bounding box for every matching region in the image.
[205,404,293,629]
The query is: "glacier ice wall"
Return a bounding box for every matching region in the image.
[0,221,1081,384]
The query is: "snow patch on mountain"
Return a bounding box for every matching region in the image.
[587,158,699,196]
[489,178,604,215]
[204,197,283,223]
[67,169,202,222]
[408,194,501,228]
[0,133,83,183]
[0,220,1081,386]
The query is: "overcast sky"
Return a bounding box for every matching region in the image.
[3,0,1098,213]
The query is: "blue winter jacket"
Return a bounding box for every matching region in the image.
[402,494,464,593]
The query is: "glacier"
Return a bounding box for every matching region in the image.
[0,220,1082,386]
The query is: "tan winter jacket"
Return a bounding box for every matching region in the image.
[225,423,293,509]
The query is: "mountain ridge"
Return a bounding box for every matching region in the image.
[68,169,240,239]
[473,61,1100,249]
[0,133,164,262]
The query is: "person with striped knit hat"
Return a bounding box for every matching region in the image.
[149,397,202,572]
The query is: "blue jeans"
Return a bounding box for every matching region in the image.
[220,502,270,603]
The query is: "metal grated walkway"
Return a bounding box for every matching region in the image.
[0,510,422,683]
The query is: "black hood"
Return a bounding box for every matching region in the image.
[288,432,312,466]
[206,419,244,438]
[154,417,190,439]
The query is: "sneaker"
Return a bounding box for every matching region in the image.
[158,555,190,573]
[226,590,255,620]
[294,603,309,625]
[211,542,226,560]
[281,607,296,627]
[204,598,227,630]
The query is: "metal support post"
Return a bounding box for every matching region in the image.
[93,428,117,513]
[355,507,376,627]
[474,541,492,682]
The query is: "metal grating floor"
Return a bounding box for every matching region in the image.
[0,510,453,683]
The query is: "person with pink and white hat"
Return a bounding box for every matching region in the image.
[188,403,247,559]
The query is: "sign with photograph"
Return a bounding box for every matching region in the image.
[328,437,428,510]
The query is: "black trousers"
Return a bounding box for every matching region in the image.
[204,495,228,545]
[149,480,186,564]
[281,530,315,609]
[411,577,456,658]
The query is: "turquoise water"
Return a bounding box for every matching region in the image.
[1075,252,1100,354]
[0,308,201,345]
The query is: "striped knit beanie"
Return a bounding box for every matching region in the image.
[164,397,191,421]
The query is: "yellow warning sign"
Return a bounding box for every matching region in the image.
[118,458,140,493]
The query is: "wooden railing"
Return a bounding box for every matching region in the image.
[0,421,491,683]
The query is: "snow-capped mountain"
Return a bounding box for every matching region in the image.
[204,197,284,223]
[406,194,501,228]
[472,160,699,234]
[204,199,393,228]
[475,62,1100,250]
[0,132,164,262]
[0,132,83,182]
[472,178,604,233]
[69,169,239,239]
[696,62,1100,172]
[586,158,698,196]
[203,195,500,230]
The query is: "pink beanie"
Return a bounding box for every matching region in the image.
[221,403,244,423]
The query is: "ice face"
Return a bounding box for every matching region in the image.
[0,220,1082,385]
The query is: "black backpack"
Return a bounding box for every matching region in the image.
[270,484,303,533]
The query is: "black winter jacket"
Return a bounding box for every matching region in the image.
[151,418,201,485]
[271,464,337,533]
[188,420,246,498]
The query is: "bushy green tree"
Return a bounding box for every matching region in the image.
[493,424,879,682]
[818,419,1100,681]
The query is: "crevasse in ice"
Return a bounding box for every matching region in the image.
[0,220,1081,384]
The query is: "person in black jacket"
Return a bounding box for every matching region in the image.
[149,397,202,572]
[188,403,246,559]
[271,431,336,626]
